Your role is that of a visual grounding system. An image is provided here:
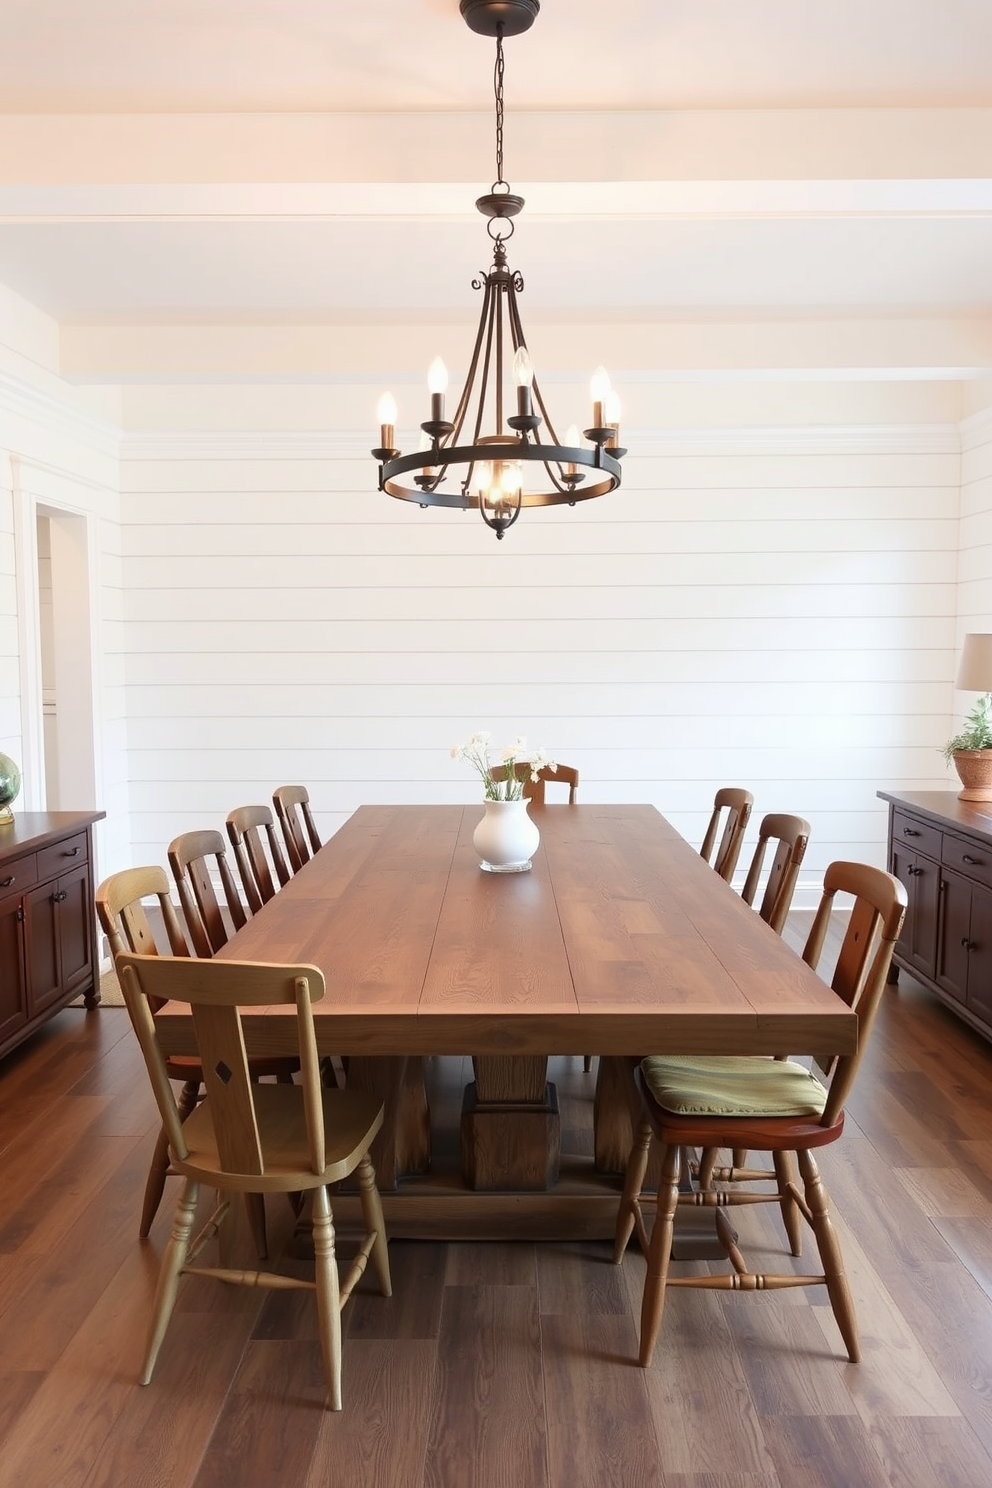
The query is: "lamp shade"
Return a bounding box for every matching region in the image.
[956,633,992,691]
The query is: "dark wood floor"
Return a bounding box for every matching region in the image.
[5,941,992,1487]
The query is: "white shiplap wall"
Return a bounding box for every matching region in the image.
[959,407,992,646]
[0,371,127,880]
[119,415,961,902]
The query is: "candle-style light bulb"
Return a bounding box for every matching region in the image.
[427,357,448,423]
[513,345,534,419]
[590,365,612,429]
[564,423,581,476]
[605,390,621,449]
[376,391,398,451]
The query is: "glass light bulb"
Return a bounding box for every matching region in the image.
[500,462,522,496]
[377,391,398,426]
[427,357,449,395]
[605,390,621,424]
[564,423,581,448]
[590,365,612,404]
[475,461,493,497]
[513,346,534,388]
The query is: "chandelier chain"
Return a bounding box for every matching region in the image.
[493,29,506,190]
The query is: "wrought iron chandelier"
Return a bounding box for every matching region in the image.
[371,0,625,539]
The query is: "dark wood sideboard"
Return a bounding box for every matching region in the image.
[879,789,992,1042]
[0,810,105,1060]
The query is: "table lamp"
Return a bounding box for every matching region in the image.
[950,633,992,800]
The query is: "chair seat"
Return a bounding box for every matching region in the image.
[640,1052,827,1118]
[177,1084,385,1192]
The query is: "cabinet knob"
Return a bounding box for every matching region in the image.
[962,854,980,866]
[0,875,13,888]
[962,937,976,951]
[52,889,68,903]
[908,865,922,876]
[903,827,920,836]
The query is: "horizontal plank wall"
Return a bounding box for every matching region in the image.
[958,406,992,659]
[120,403,960,901]
[0,368,127,881]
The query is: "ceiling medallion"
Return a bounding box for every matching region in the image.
[371,0,625,539]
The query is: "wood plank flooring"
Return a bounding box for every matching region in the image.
[5,938,992,1486]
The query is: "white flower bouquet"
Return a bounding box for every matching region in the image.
[451,731,557,801]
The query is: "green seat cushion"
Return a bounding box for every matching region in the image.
[640,1053,828,1118]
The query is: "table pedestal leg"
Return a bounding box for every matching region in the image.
[460,1055,560,1191]
[594,1055,663,1189]
[345,1055,430,1191]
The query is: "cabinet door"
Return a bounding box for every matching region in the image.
[892,844,941,977]
[936,868,971,1004]
[56,861,94,997]
[965,882,992,1027]
[0,893,28,1042]
[23,879,63,1014]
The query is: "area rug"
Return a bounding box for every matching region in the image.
[71,967,125,1007]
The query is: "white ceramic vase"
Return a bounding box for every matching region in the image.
[473,798,540,873]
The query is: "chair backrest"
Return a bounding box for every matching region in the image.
[226,804,291,910]
[273,784,322,873]
[699,787,754,882]
[115,952,327,1177]
[167,829,249,957]
[489,763,579,805]
[95,865,191,1013]
[740,812,811,935]
[799,860,906,1126]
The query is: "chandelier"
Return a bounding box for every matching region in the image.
[371,0,625,539]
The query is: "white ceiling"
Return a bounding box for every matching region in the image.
[1,1,991,382]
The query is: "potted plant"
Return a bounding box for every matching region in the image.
[943,693,992,800]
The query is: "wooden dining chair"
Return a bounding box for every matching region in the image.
[167,828,249,957]
[699,786,753,883]
[697,811,812,1186]
[115,951,391,1410]
[226,803,292,910]
[95,866,292,1252]
[489,762,579,804]
[613,860,906,1368]
[273,784,323,873]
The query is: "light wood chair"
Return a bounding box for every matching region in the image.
[226,804,292,910]
[115,951,391,1410]
[699,786,753,882]
[613,860,906,1367]
[273,784,323,873]
[167,828,249,957]
[95,866,292,1251]
[489,762,579,804]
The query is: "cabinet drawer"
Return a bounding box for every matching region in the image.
[892,811,942,860]
[37,833,88,881]
[0,852,38,901]
[942,832,992,890]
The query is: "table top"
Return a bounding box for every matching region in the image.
[156,803,858,1060]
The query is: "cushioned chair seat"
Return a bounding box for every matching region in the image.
[640,1053,827,1118]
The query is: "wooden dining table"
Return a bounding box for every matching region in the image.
[156,803,857,1239]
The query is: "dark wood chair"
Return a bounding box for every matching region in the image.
[699,786,753,883]
[95,866,292,1252]
[273,784,323,873]
[226,804,292,910]
[115,950,391,1410]
[489,762,579,804]
[740,812,811,934]
[613,860,906,1367]
[167,828,249,957]
[697,811,812,1186]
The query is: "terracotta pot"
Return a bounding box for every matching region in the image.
[952,748,992,801]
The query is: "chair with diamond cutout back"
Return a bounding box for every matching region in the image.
[273,784,323,874]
